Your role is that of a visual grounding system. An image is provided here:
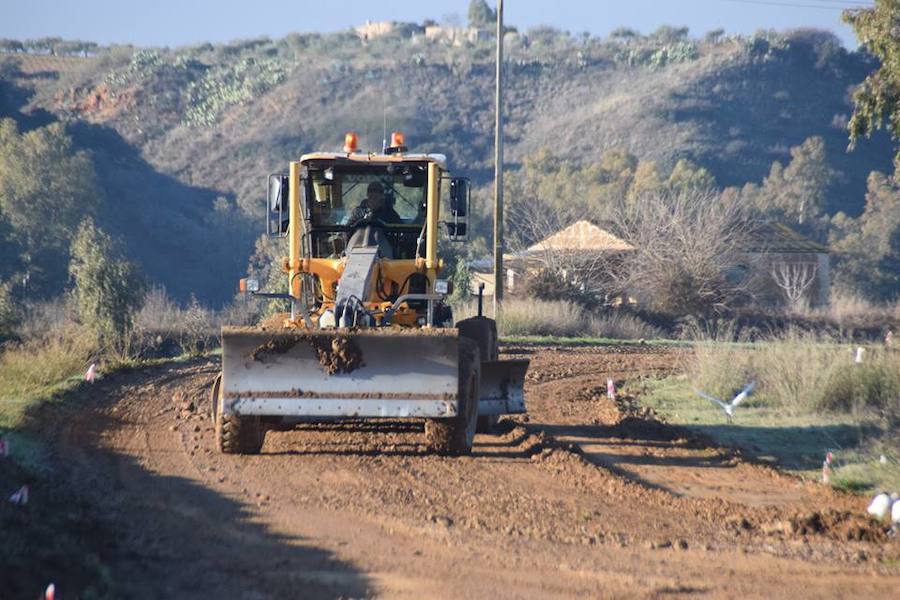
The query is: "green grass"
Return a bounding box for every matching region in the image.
[636,376,900,493]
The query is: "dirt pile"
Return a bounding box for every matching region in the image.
[312,336,364,374]
[247,333,363,374]
[774,510,893,543]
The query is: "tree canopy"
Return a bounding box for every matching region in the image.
[467,0,496,29]
[0,119,102,294]
[69,217,145,345]
[844,0,900,169]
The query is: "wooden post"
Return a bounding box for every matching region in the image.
[493,0,505,318]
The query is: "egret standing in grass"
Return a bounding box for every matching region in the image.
[695,382,755,423]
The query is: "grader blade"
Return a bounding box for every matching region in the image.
[478,359,529,416]
[220,327,462,419]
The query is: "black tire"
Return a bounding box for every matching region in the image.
[426,338,480,456]
[456,316,499,360]
[212,373,264,455]
[457,317,500,434]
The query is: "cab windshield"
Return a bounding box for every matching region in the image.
[306,162,427,228]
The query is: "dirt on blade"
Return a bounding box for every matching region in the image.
[23,345,900,598]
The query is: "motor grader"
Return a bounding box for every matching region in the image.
[211,132,528,455]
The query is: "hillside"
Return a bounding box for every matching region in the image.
[0,26,894,303]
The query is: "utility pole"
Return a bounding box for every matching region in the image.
[492,0,504,317]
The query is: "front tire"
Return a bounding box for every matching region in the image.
[212,374,264,455]
[426,339,480,456]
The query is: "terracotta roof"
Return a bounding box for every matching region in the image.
[524,220,634,254]
[743,222,828,254]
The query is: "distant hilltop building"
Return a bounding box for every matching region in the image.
[354,21,423,41]
[353,20,496,46]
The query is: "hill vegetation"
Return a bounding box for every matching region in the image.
[0,18,897,312]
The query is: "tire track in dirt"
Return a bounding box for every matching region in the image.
[34,350,900,598]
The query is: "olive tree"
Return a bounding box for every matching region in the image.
[69,218,145,349]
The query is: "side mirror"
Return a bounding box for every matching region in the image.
[267,173,289,237]
[449,178,469,217]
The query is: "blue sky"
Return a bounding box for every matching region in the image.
[1,0,866,48]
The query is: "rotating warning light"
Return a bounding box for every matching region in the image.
[343,132,359,154]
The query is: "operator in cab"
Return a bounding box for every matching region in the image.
[349,182,402,225]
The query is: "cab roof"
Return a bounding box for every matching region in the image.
[299,152,448,169]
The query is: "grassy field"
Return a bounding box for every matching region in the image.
[635,375,900,493]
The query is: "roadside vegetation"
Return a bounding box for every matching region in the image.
[633,329,900,493]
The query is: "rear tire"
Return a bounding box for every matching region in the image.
[426,339,480,456]
[457,317,500,434]
[212,373,264,455]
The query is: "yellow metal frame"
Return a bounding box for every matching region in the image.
[284,155,445,328]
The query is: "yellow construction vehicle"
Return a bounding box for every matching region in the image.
[212,132,528,455]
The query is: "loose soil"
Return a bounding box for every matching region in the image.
[15,345,900,598]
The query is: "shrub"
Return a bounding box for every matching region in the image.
[496,298,585,337]
[522,269,598,308]
[588,311,662,340]
[0,280,17,340]
[134,287,258,356]
[69,218,146,350]
[821,362,900,417]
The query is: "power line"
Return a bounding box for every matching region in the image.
[720,0,872,10]
[797,0,873,5]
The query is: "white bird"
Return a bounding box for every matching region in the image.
[8,484,28,505]
[695,382,755,422]
[867,492,892,520]
[855,347,865,363]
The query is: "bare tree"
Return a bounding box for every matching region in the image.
[609,189,756,315]
[771,260,817,311]
[506,198,621,302]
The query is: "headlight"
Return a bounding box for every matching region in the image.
[239,278,260,293]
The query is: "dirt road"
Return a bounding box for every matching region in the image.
[40,345,899,598]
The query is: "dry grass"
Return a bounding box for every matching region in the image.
[688,330,900,417]
[0,325,97,428]
[789,289,900,330]
[134,287,258,356]
[454,298,660,339]
[453,298,588,337]
[588,311,662,340]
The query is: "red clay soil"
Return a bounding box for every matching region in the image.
[16,345,900,598]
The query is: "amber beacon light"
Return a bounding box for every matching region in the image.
[343,132,359,154]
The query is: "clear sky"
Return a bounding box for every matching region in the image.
[0,0,868,48]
